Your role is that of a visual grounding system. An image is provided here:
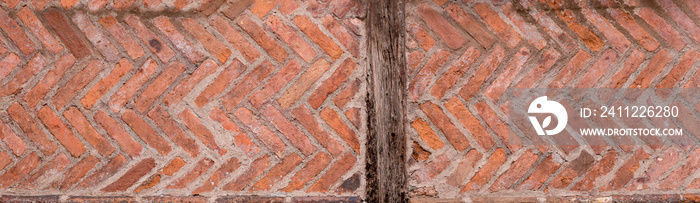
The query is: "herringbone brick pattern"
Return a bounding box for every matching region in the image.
[407,0,700,199]
[0,0,364,197]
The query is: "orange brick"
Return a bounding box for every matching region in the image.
[345,108,361,129]
[103,158,156,192]
[657,50,698,88]
[210,108,259,157]
[114,0,136,9]
[168,158,214,189]
[659,148,700,190]
[238,15,288,62]
[322,15,359,57]
[37,106,86,157]
[251,153,302,191]
[24,54,75,107]
[548,151,594,189]
[52,155,98,190]
[135,157,186,193]
[658,0,700,44]
[548,50,591,89]
[234,108,286,157]
[580,8,631,52]
[53,60,103,108]
[407,22,434,51]
[0,9,35,55]
[485,47,530,101]
[474,3,520,48]
[308,59,357,109]
[43,9,90,58]
[636,7,686,51]
[320,108,359,154]
[629,49,670,88]
[278,59,331,109]
[81,58,133,109]
[411,119,444,150]
[194,157,241,193]
[178,108,226,155]
[417,3,468,49]
[16,153,69,189]
[412,153,450,183]
[164,59,218,106]
[284,152,332,192]
[93,110,142,158]
[293,15,344,59]
[490,150,538,191]
[148,106,200,158]
[0,54,47,97]
[63,107,115,157]
[134,62,186,112]
[307,153,356,192]
[420,102,469,151]
[446,149,482,187]
[500,2,546,50]
[609,8,659,51]
[333,79,360,108]
[293,106,344,157]
[223,155,271,191]
[514,48,561,88]
[0,53,20,80]
[431,47,480,99]
[220,61,274,110]
[0,122,26,156]
[76,155,127,188]
[607,49,645,88]
[409,49,450,99]
[122,110,172,156]
[124,15,175,62]
[98,15,145,59]
[16,6,62,53]
[445,3,495,48]
[518,153,561,190]
[109,59,158,113]
[444,97,493,150]
[210,15,260,62]
[195,59,246,107]
[463,148,506,191]
[152,16,204,62]
[72,12,120,62]
[249,60,303,109]
[7,103,57,156]
[261,104,316,156]
[265,14,317,62]
[182,18,231,63]
[0,152,41,188]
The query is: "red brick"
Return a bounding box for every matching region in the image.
[407,22,434,51]
[87,0,108,11]
[238,15,288,62]
[0,10,35,55]
[198,0,224,15]
[446,150,482,187]
[284,152,332,192]
[636,7,686,51]
[459,46,506,99]
[53,60,102,108]
[168,158,214,189]
[278,59,331,108]
[221,0,253,19]
[17,7,61,53]
[0,122,26,156]
[490,150,538,191]
[261,105,316,156]
[135,62,186,112]
[60,0,79,8]
[607,49,645,88]
[549,151,595,189]
[114,0,135,9]
[109,59,158,113]
[93,110,142,158]
[181,18,231,63]
[659,148,700,190]
[178,109,226,155]
[518,153,561,190]
[210,15,260,62]
[193,60,243,107]
[163,60,217,106]
[514,48,560,88]
[628,148,680,190]
[548,50,591,89]
[0,53,20,79]
[249,0,275,17]
[148,106,200,158]
[445,3,495,48]
[630,49,670,88]
[152,16,204,62]
[333,79,360,108]
[411,119,444,150]
[4,0,19,8]
[223,155,271,191]
[413,153,450,183]
[0,54,47,97]
[322,15,359,57]
[221,61,274,110]
[474,3,521,48]
[573,49,618,88]
[485,47,530,100]
[308,153,356,192]
[0,152,10,171]
[556,10,604,51]
[81,58,132,109]
[124,15,175,62]
[52,155,98,190]
[580,8,631,52]
[8,103,56,155]
[77,155,127,188]
[500,2,546,50]
[432,47,480,99]
[194,157,241,193]
[293,106,344,157]
[134,157,186,193]
[98,15,145,59]
[73,12,119,62]
[608,9,659,51]
[658,0,700,44]
[416,3,467,49]
[234,108,286,157]
[601,149,649,191]
[16,153,70,189]
[320,108,360,154]
[0,153,41,189]
[329,0,359,17]
[444,97,493,150]
[344,108,360,129]
[293,15,344,59]
[252,153,303,191]
[64,107,115,157]
[521,1,577,51]
[44,9,90,58]
[122,110,171,156]
[102,158,156,192]
[249,60,303,109]
[475,102,520,150]
[463,148,506,191]
[309,59,357,109]
[265,14,316,62]
[209,108,259,157]
[410,49,450,99]
[572,150,617,191]
[24,54,75,107]
[37,106,86,157]
[658,50,697,88]
[279,0,300,14]
[420,102,469,151]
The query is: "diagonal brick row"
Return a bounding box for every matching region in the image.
[0,0,364,196]
[406,0,700,199]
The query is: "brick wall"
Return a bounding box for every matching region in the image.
[0,0,365,200]
[407,0,700,201]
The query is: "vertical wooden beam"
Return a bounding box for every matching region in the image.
[365,0,407,202]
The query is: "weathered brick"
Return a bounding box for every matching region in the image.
[98,15,145,59]
[234,108,286,157]
[209,108,259,156]
[210,15,260,62]
[657,50,697,88]
[490,150,538,191]
[293,106,344,157]
[518,153,561,190]
[265,14,316,62]
[485,47,530,100]
[607,49,645,88]
[463,148,506,191]
[148,106,200,158]
[0,9,35,55]
[278,59,331,108]
[251,153,302,191]
[410,49,450,98]
[81,58,132,109]
[657,0,700,44]
[194,157,241,193]
[432,47,480,99]
[8,103,57,156]
[221,61,274,110]
[73,12,120,62]
[445,4,495,48]
[444,97,493,150]
[76,155,127,188]
[446,149,482,187]
[93,110,142,158]
[102,158,156,192]
[0,152,41,188]
[474,3,520,48]
[152,16,205,62]
[53,60,103,108]
[124,15,175,62]
[320,108,360,154]
[411,118,444,150]
[238,15,288,62]
[628,148,680,190]
[630,49,670,88]
[163,59,217,106]
[179,109,226,155]
[548,50,591,89]
[608,8,659,51]
[333,79,360,108]
[223,155,271,191]
[309,59,357,108]
[122,110,171,156]
[16,153,69,189]
[572,150,617,191]
[134,157,186,193]
[293,15,344,59]
[659,148,700,190]
[17,6,62,53]
[37,106,86,157]
[574,49,619,88]
[308,153,356,192]
[24,54,75,107]
[0,54,47,97]
[500,2,546,50]
[168,158,214,189]
[249,60,302,108]
[52,155,98,190]
[182,18,231,63]
[514,48,560,88]
[0,122,26,156]
[134,62,186,112]
[0,53,20,80]
[322,15,359,57]
[221,0,253,19]
[459,46,506,99]
[636,7,686,51]
[284,152,332,192]
[420,102,469,151]
[261,105,316,156]
[64,107,115,157]
[413,153,450,183]
[417,3,468,49]
[109,59,158,113]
